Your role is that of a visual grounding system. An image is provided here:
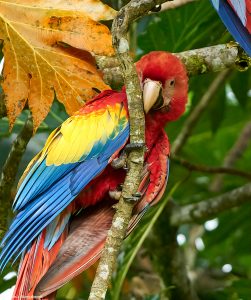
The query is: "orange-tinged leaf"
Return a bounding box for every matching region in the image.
[0,0,117,130]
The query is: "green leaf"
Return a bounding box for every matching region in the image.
[230,70,251,108]
[209,87,226,133]
[137,0,226,55]
[0,267,16,293]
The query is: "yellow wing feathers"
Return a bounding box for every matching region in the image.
[40,103,128,166]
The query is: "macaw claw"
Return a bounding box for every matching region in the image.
[123,194,141,203]
[111,151,127,169]
[132,192,142,199]
[111,143,148,170]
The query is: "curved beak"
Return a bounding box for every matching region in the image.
[143,79,162,113]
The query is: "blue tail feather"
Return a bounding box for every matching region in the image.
[211,0,251,56]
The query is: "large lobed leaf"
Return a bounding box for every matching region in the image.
[0,0,116,129]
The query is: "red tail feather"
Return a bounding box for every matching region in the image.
[12,229,66,300]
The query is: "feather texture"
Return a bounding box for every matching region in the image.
[0,91,129,271]
[34,131,170,297]
[210,0,251,56]
[0,51,189,300]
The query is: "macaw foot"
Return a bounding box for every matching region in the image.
[109,189,122,200]
[109,189,142,203]
[111,151,127,169]
[123,192,142,203]
[111,143,148,170]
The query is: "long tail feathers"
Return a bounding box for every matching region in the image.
[12,229,67,300]
[34,202,115,298]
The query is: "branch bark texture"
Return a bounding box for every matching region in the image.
[171,183,251,226]
[0,117,33,237]
[97,43,251,87]
[176,43,250,75]
[89,1,168,299]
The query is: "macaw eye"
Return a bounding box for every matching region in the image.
[169,79,175,87]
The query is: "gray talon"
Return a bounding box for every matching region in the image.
[111,151,127,169]
[123,195,140,203]
[132,192,142,198]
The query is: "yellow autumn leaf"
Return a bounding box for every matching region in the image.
[0,0,117,130]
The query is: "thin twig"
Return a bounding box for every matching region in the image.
[161,0,198,11]
[171,183,251,225]
[89,1,168,299]
[210,121,251,192]
[172,69,232,155]
[172,155,251,179]
[0,116,33,237]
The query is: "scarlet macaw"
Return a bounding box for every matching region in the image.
[0,52,188,300]
[210,0,251,56]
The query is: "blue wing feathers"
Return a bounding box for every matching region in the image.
[45,213,71,250]
[14,162,77,211]
[0,191,72,269]
[0,124,129,270]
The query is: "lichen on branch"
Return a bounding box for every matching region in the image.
[171,183,251,225]
[96,43,251,87]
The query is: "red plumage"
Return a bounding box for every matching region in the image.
[5,51,188,300]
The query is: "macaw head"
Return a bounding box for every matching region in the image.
[136,51,188,122]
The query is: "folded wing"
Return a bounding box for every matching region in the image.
[0,91,129,270]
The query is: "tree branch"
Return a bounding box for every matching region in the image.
[176,43,250,75]
[172,155,251,180]
[89,1,168,299]
[210,121,251,192]
[97,43,250,86]
[0,116,33,238]
[172,69,232,154]
[0,90,7,118]
[171,183,251,226]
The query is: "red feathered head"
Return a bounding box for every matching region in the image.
[136,51,188,122]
